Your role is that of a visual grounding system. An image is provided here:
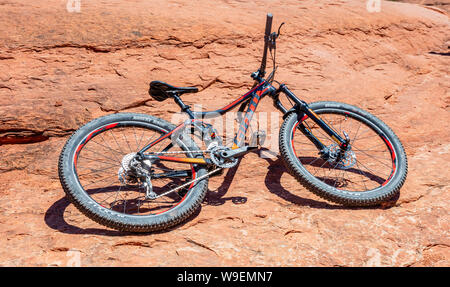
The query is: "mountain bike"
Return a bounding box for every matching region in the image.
[58,14,408,232]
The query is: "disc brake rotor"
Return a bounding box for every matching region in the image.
[327,144,356,170]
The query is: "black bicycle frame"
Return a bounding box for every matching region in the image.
[274,84,348,150]
[136,75,347,165]
[137,13,349,165]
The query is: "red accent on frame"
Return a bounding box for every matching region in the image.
[220,82,264,111]
[148,123,184,148]
[232,87,268,147]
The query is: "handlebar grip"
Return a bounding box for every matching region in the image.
[264,13,273,37]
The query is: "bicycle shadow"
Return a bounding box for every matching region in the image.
[45,157,248,235]
[44,195,202,236]
[203,158,248,206]
[202,147,398,210]
[260,149,399,210]
[45,149,397,235]
[45,159,250,235]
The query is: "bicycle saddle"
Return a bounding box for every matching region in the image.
[149,81,199,101]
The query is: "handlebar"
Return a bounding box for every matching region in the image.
[264,13,273,37]
[259,13,273,78]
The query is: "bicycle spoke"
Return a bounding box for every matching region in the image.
[352,146,393,168]
[74,124,199,216]
[77,164,117,177]
[109,128,127,155]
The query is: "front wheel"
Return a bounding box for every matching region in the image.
[279,101,407,206]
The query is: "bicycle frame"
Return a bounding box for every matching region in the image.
[136,13,351,166]
[137,76,348,165]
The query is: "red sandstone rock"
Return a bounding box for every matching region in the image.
[0,0,448,266]
[402,0,450,13]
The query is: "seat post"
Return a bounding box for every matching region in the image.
[170,92,195,119]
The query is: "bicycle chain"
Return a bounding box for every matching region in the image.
[144,148,236,199]
[153,167,222,199]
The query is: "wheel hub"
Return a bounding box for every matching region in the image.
[118,153,152,185]
[118,153,138,185]
[325,144,356,170]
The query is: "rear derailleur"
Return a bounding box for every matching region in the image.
[117,152,157,199]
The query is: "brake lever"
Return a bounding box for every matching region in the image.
[269,32,276,49]
[276,22,285,37]
[268,22,285,50]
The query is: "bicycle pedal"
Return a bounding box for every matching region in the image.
[249,130,266,147]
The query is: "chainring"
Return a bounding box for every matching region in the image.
[209,146,238,168]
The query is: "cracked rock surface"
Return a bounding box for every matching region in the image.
[0,0,449,266]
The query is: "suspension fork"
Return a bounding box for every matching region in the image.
[275,84,349,151]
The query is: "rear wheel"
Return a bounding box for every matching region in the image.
[279,101,407,206]
[58,113,208,232]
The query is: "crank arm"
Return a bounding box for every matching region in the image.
[221,145,257,159]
